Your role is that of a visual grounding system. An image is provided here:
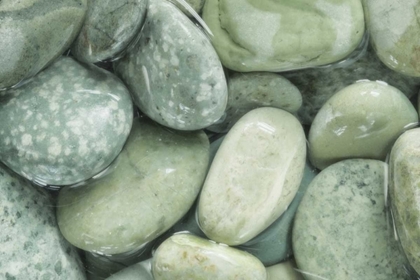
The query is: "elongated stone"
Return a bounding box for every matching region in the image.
[0,56,133,186]
[0,0,87,89]
[208,72,302,133]
[71,0,147,63]
[57,117,209,255]
[115,0,227,130]
[202,0,365,72]
[389,128,420,275]
[364,0,420,77]
[293,159,410,280]
[198,108,306,245]
[309,80,418,170]
[152,234,266,280]
[0,164,85,279]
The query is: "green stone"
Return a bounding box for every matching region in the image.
[309,80,418,170]
[293,159,410,280]
[198,108,306,245]
[106,259,153,280]
[152,234,266,280]
[266,261,304,280]
[170,0,206,14]
[202,0,365,72]
[57,118,209,255]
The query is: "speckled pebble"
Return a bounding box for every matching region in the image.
[115,0,227,130]
[208,72,302,133]
[0,0,87,89]
[293,159,410,280]
[0,164,86,280]
[0,56,133,186]
[71,0,148,63]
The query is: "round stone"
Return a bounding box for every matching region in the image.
[198,107,306,245]
[115,0,227,130]
[57,117,209,255]
[293,159,410,280]
[0,56,133,186]
[309,80,418,170]
[0,0,87,89]
[152,234,267,280]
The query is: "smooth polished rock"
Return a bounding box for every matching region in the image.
[57,117,209,255]
[293,159,410,280]
[309,80,418,170]
[152,234,267,280]
[389,128,420,275]
[71,0,147,63]
[199,108,306,245]
[106,259,153,280]
[202,0,365,72]
[283,47,420,125]
[0,0,87,89]
[115,0,227,130]
[0,164,85,280]
[0,56,133,186]
[266,261,304,280]
[364,0,420,77]
[208,72,302,133]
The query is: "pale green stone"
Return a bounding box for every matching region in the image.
[364,0,420,77]
[57,118,209,255]
[202,0,365,72]
[309,80,418,170]
[152,234,266,280]
[106,259,153,280]
[266,261,304,280]
[169,0,206,13]
[389,128,420,275]
[208,72,302,133]
[293,159,410,280]
[198,107,306,245]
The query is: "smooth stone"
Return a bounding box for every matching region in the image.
[309,80,418,170]
[283,46,420,125]
[364,0,420,77]
[0,0,87,89]
[71,0,147,63]
[266,261,304,280]
[198,107,306,245]
[237,162,317,266]
[57,117,209,255]
[293,159,410,280]
[152,234,267,280]
[0,164,85,279]
[208,72,302,133]
[0,56,133,186]
[389,128,420,275]
[115,0,227,130]
[106,259,153,280]
[202,0,365,72]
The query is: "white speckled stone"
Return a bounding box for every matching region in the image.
[0,164,85,280]
[106,259,153,280]
[293,159,410,280]
[57,117,209,255]
[198,107,306,245]
[207,72,302,133]
[114,0,227,130]
[309,80,418,170]
[0,56,133,186]
[71,0,148,63]
[152,234,267,280]
[266,261,304,280]
[0,0,87,89]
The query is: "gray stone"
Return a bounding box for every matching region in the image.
[0,0,87,90]
[0,56,133,186]
[71,0,148,63]
[283,47,420,125]
[57,117,209,255]
[266,261,304,280]
[106,259,153,280]
[198,108,306,245]
[152,234,267,280]
[0,164,86,280]
[208,72,302,133]
[293,159,410,280]
[169,0,206,14]
[115,0,227,130]
[308,80,418,170]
